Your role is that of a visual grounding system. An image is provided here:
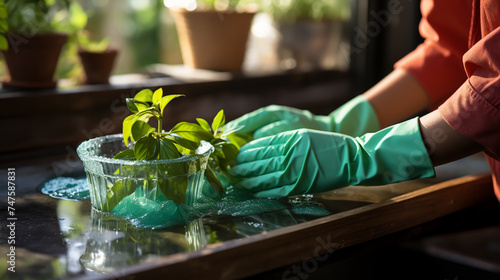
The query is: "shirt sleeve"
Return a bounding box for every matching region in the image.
[439,27,500,159]
[394,0,472,108]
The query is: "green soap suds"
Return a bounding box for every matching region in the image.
[111,185,289,229]
[291,205,331,216]
[111,193,191,229]
[194,186,288,217]
[40,177,90,201]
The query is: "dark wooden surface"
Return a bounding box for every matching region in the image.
[88,173,494,280]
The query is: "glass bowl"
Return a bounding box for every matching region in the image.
[77,134,213,212]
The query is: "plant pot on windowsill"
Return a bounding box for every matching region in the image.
[78,47,119,85]
[1,33,68,89]
[170,8,255,72]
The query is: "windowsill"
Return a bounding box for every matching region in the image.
[0,67,353,167]
[0,65,349,98]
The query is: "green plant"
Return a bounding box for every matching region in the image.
[77,30,109,52]
[104,87,250,212]
[4,0,74,35]
[0,0,7,50]
[199,0,256,11]
[260,0,350,22]
[168,0,258,12]
[0,0,87,57]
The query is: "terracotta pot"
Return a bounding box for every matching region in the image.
[171,9,255,72]
[78,48,118,84]
[1,33,68,89]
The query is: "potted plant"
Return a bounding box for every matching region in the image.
[77,88,250,213]
[77,32,118,84]
[167,0,258,72]
[0,0,79,89]
[260,0,350,71]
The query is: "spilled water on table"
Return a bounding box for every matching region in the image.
[38,176,365,275]
[40,176,332,230]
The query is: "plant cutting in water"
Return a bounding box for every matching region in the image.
[101,87,251,212]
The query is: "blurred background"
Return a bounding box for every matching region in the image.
[0,0,424,164]
[0,0,422,88]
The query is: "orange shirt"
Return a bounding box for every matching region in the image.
[395,0,500,200]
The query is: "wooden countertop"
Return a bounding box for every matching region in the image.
[114,173,495,280]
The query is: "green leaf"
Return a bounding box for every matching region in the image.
[132,120,155,141]
[171,122,214,142]
[212,110,225,135]
[221,142,239,160]
[218,142,239,173]
[159,94,184,115]
[226,132,253,150]
[69,2,87,30]
[196,118,211,133]
[0,20,8,32]
[123,114,138,147]
[136,108,159,120]
[158,139,182,159]
[0,35,7,51]
[126,98,151,114]
[0,6,7,19]
[164,134,199,151]
[134,89,153,104]
[102,180,138,212]
[157,140,189,204]
[152,88,163,105]
[126,98,139,113]
[113,149,136,160]
[158,176,188,205]
[134,135,160,160]
[204,165,223,193]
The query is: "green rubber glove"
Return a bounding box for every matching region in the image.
[230,117,435,198]
[226,95,379,138]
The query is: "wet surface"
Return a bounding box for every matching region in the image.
[0,155,490,279]
[40,177,90,201]
[0,162,368,279]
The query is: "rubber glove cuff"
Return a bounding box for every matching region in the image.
[329,95,380,137]
[349,117,435,186]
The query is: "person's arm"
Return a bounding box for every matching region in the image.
[364,0,472,129]
[419,110,483,166]
[364,69,430,129]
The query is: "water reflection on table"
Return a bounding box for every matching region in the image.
[46,195,346,278]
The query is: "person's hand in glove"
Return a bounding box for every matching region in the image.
[226,95,379,139]
[230,117,435,198]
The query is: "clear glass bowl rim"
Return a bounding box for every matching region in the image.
[77,134,214,166]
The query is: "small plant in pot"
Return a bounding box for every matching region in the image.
[77,87,250,214]
[0,0,79,89]
[260,0,350,71]
[166,0,258,72]
[77,31,118,85]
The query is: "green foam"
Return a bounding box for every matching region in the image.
[194,186,288,217]
[40,177,90,201]
[111,190,191,229]
[291,205,331,216]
